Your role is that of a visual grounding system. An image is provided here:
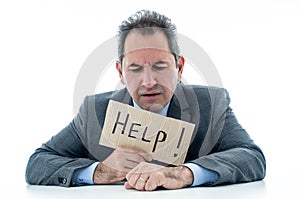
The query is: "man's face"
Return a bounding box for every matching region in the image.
[116,31,184,112]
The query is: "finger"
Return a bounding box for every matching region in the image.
[124,152,149,164]
[118,166,132,173]
[145,174,164,191]
[126,172,141,188]
[118,146,152,162]
[135,175,149,191]
[123,159,140,170]
[126,163,147,188]
[137,152,153,162]
[125,162,143,180]
[124,181,133,189]
[103,158,134,173]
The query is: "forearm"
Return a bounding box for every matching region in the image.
[26,148,95,186]
[193,147,266,185]
[198,89,266,185]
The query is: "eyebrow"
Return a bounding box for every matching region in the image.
[153,61,168,65]
[128,60,169,67]
[128,63,142,67]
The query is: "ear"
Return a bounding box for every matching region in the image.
[177,56,185,81]
[116,61,125,84]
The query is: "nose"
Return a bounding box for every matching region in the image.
[141,69,157,88]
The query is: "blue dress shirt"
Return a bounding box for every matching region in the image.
[72,101,219,186]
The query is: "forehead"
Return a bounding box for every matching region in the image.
[124,31,170,55]
[123,48,174,65]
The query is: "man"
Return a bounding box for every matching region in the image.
[25,10,266,191]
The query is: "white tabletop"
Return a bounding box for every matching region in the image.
[24,182,265,199]
[9,175,297,199]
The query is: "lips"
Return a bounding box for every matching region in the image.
[138,86,164,98]
[141,92,161,97]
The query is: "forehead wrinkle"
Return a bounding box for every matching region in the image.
[123,48,171,57]
[123,48,173,66]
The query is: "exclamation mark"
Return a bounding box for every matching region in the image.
[173,127,185,157]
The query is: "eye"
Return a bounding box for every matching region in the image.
[153,63,168,71]
[128,65,143,73]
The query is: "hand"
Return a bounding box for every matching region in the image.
[124,162,194,191]
[93,146,152,184]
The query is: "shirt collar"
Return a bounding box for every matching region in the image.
[133,100,170,116]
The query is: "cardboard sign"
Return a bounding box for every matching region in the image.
[99,100,195,165]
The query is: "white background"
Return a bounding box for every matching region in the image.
[1,0,299,195]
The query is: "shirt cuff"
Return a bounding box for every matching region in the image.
[183,163,219,186]
[72,162,99,185]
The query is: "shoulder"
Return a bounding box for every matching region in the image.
[80,91,114,111]
[76,89,128,126]
[180,84,229,100]
[80,88,130,116]
[84,88,128,105]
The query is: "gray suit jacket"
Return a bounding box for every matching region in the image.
[25,84,266,187]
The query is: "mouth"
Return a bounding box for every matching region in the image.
[138,86,164,99]
[141,92,161,97]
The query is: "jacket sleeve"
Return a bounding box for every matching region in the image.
[25,96,96,187]
[190,89,266,186]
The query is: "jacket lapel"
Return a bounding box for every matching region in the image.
[167,84,192,123]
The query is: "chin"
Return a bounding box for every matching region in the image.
[146,103,164,113]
